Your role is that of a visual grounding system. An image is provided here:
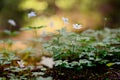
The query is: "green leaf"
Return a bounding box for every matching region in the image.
[28,26,45,29]
[21,25,45,30]
[106,63,115,67]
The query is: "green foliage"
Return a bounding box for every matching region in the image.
[0,25,48,79]
[0,12,120,79]
[0,50,48,79]
[0,30,19,38]
[43,27,120,69]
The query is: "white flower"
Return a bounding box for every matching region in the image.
[62,17,69,24]
[28,11,36,18]
[41,30,46,37]
[8,19,16,26]
[71,41,75,45]
[73,24,82,29]
[104,17,107,21]
[40,57,55,68]
[17,60,25,68]
[49,21,54,27]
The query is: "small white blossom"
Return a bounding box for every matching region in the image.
[41,30,46,37]
[17,60,25,68]
[49,21,54,27]
[8,19,16,26]
[71,41,75,45]
[73,24,82,29]
[28,11,36,18]
[40,57,55,68]
[104,17,107,21]
[62,17,69,24]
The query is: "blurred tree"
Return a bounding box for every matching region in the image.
[0,0,119,32]
[98,0,120,28]
[0,0,25,31]
[107,0,120,28]
[44,0,59,15]
[76,0,120,28]
[0,0,4,10]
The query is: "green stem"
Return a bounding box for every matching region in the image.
[34,29,38,39]
[32,29,38,48]
[72,44,75,53]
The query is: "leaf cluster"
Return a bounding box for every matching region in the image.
[43,28,120,69]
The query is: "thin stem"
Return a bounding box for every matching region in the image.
[104,17,107,28]
[32,29,38,48]
[34,29,38,39]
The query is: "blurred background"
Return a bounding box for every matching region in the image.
[0,0,120,67]
[0,0,120,32]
